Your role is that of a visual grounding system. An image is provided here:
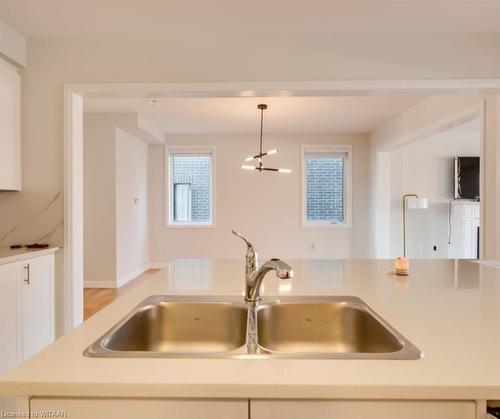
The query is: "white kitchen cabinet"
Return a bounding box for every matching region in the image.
[0,56,21,191]
[28,398,479,419]
[22,254,55,359]
[0,262,22,375]
[251,400,476,419]
[30,398,248,419]
[0,253,55,374]
[449,201,480,259]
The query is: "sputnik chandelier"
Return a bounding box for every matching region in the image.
[241,104,291,173]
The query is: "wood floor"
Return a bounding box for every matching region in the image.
[84,269,161,320]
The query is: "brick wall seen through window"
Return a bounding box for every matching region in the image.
[171,154,212,223]
[305,155,345,222]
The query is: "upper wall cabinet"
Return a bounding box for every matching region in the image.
[0,57,21,191]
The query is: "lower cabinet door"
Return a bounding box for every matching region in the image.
[30,398,249,419]
[0,262,22,375]
[251,400,476,419]
[22,254,54,359]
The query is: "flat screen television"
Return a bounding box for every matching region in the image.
[454,156,480,200]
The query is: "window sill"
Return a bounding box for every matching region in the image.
[165,223,216,229]
[302,222,352,229]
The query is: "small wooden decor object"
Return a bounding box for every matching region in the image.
[395,257,410,276]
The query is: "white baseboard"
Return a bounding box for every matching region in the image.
[148,262,168,269]
[117,264,150,288]
[84,262,168,289]
[84,281,117,289]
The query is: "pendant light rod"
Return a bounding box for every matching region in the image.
[257,104,267,171]
[258,104,267,156]
[241,103,290,174]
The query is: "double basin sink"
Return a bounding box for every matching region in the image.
[85,296,421,359]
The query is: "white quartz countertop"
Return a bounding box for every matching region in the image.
[0,246,59,265]
[2,258,500,400]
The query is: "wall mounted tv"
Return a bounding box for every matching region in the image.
[454,156,480,200]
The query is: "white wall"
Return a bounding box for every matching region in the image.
[389,128,480,258]
[149,133,370,261]
[83,114,117,287]
[371,151,391,258]
[115,128,149,285]
[0,19,26,66]
[368,94,500,259]
[484,95,500,261]
[370,95,481,257]
[83,114,149,288]
[0,57,21,191]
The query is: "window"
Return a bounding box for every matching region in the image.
[166,147,215,227]
[301,145,351,227]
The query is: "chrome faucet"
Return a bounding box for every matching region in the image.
[232,230,294,304]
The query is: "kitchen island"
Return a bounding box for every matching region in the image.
[1,258,499,418]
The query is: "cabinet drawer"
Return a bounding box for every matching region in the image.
[31,398,248,419]
[251,399,476,419]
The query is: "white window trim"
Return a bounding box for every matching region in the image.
[165,145,216,228]
[301,144,352,229]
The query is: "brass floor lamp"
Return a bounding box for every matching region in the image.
[395,194,428,275]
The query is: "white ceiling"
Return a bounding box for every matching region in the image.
[83,95,425,134]
[1,0,499,39]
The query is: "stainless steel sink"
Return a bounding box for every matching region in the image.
[85,295,421,360]
[85,296,249,357]
[256,297,420,359]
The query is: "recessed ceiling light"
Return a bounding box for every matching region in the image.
[240,90,256,97]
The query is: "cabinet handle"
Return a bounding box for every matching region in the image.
[24,263,30,285]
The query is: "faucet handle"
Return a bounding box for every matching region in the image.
[232,230,259,268]
[231,230,254,250]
